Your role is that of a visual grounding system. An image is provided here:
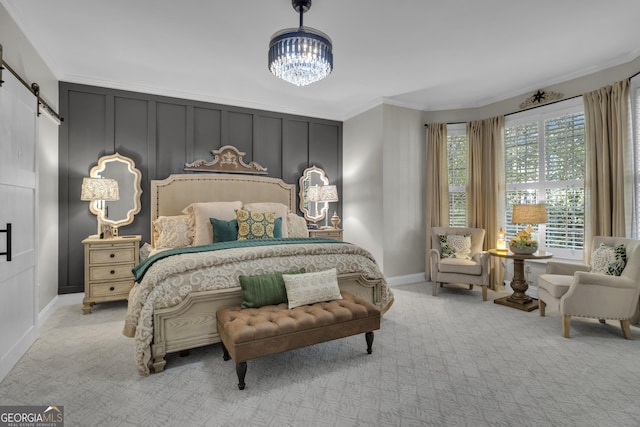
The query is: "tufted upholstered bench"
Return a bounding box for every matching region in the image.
[216,290,381,389]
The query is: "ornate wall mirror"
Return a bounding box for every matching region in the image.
[299,166,329,223]
[89,152,142,229]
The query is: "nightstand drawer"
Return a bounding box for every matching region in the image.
[89,264,135,281]
[319,230,342,239]
[90,281,134,298]
[89,247,136,264]
[309,228,343,241]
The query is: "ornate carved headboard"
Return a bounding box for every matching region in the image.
[150,173,296,243]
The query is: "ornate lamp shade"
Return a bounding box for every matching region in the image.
[268,0,333,86]
[318,185,338,203]
[512,204,547,225]
[80,178,119,202]
[81,177,119,237]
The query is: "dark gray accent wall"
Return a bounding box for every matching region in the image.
[59,82,343,294]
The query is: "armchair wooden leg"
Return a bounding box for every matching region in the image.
[432,282,438,296]
[539,300,546,317]
[562,315,571,338]
[481,285,487,301]
[621,319,632,339]
[468,284,473,290]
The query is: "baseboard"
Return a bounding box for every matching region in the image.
[38,293,83,327]
[385,272,427,287]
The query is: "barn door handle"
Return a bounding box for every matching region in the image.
[0,223,11,261]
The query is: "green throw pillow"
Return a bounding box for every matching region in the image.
[239,268,305,308]
[210,218,238,243]
[273,217,283,238]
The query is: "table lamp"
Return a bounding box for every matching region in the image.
[81,177,119,237]
[318,185,339,229]
[511,204,547,252]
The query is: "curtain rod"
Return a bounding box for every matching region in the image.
[0,44,63,125]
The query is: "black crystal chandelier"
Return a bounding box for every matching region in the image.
[268,0,333,86]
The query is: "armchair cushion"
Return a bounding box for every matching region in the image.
[538,274,573,298]
[438,234,472,259]
[590,243,626,276]
[438,258,482,275]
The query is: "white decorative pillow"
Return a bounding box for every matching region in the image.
[243,202,290,237]
[183,201,242,246]
[153,215,191,248]
[590,243,626,276]
[439,234,472,259]
[283,268,342,309]
[287,212,309,238]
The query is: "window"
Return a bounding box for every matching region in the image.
[505,98,585,259]
[447,124,467,227]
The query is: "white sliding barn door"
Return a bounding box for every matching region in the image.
[0,70,38,381]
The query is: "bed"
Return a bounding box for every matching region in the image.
[122,171,393,375]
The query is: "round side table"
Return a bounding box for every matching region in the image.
[488,249,552,312]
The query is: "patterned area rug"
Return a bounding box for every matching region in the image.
[1,283,639,426]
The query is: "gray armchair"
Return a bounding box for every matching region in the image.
[538,236,640,339]
[429,227,490,301]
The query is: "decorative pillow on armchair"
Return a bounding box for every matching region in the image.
[590,243,626,276]
[439,234,472,260]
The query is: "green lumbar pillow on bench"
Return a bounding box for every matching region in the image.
[239,268,305,308]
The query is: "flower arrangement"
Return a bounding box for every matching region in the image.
[509,230,538,254]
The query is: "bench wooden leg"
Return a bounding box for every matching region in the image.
[236,362,247,390]
[222,343,230,361]
[365,331,374,354]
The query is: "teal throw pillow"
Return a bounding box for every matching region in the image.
[210,218,238,243]
[239,268,305,308]
[273,217,283,238]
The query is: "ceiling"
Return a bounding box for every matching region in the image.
[3,0,640,121]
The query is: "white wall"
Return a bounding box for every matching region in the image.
[381,105,424,277]
[343,104,425,280]
[1,3,59,313]
[343,105,384,270]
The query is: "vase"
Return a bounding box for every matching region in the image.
[509,245,537,255]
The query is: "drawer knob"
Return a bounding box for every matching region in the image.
[109,286,115,291]
[110,253,115,258]
[110,270,115,274]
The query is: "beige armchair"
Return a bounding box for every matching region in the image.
[429,227,490,301]
[538,236,640,339]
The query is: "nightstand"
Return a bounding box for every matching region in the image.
[309,228,343,241]
[81,235,141,314]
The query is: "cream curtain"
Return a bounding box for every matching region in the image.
[467,116,505,290]
[425,123,449,280]
[583,79,632,256]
